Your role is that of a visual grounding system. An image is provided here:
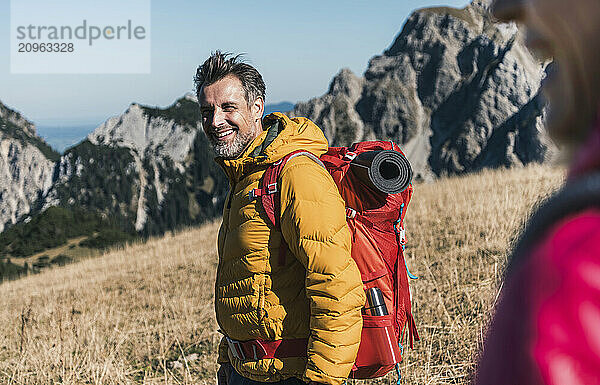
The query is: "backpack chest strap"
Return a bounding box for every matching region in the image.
[249,182,278,200]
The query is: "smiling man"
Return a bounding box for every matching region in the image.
[198,58,263,159]
[194,52,365,385]
[474,0,600,384]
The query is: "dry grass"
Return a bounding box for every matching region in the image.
[0,223,222,384]
[0,165,565,385]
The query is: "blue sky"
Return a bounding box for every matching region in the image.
[1,0,470,128]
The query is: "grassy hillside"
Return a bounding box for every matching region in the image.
[0,165,565,384]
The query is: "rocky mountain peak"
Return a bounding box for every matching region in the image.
[327,68,363,99]
[88,96,200,166]
[472,0,492,10]
[41,95,205,232]
[293,0,555,179]
[0,100,37,138]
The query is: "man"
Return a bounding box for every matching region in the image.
[475,0,600,384]
[194,52,365,385]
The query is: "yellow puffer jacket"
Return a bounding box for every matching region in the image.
[214,113,365,385]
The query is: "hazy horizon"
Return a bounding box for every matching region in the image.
[35,100,296,153]
[2,0,470,129]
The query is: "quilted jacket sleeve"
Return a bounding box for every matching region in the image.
[278,156,366,385]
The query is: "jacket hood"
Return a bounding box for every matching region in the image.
[569,108,600,179]
[217,113,329,182]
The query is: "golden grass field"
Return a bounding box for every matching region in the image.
[0,164,565,385]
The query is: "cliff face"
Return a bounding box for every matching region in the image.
[294,1,555,179]
[85,97,199,231]
[0,101,57,232]
[295,69,367,147]
[39,95,227,235]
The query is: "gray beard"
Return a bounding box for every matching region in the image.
[209,126,260,159]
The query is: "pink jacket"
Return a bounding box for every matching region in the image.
[475,120,600,385]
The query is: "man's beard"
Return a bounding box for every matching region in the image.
[209,126,260,159]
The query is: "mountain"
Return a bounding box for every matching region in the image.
[293,0,556,179]
[0,100,58,232]
[34,97,298,236]
[38,94,228,236]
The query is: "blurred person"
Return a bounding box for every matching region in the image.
[475,0,600,384]
[194,52,365,385]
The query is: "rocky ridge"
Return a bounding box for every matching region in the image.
[294,0,556,179]
[0,101,57,232]
[39,94,227,235]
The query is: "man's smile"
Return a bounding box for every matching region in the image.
[212,127,237,141]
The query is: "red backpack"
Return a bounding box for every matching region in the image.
[253,140,419,380]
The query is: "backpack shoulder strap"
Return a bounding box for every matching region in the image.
[249,150,326,265]
[508,172,600,274]
[250,150,325,229]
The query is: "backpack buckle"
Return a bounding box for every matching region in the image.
[248,183,278,201]
[226,337,246,360]
[248,189,260,201]
[346,207,357,219]
[266,183,278,194]
[343,152,357,161]
[394,222,406,241]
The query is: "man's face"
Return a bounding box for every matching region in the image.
[492,0,600,143]
[198,75,264,159]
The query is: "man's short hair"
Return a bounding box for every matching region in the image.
[194,51,266,106]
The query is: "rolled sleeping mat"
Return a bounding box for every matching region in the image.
[350,150,413,194]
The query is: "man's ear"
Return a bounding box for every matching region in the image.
[252,97,265,121]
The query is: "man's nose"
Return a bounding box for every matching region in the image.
[211,108,226,128]
[491,0,525,22]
